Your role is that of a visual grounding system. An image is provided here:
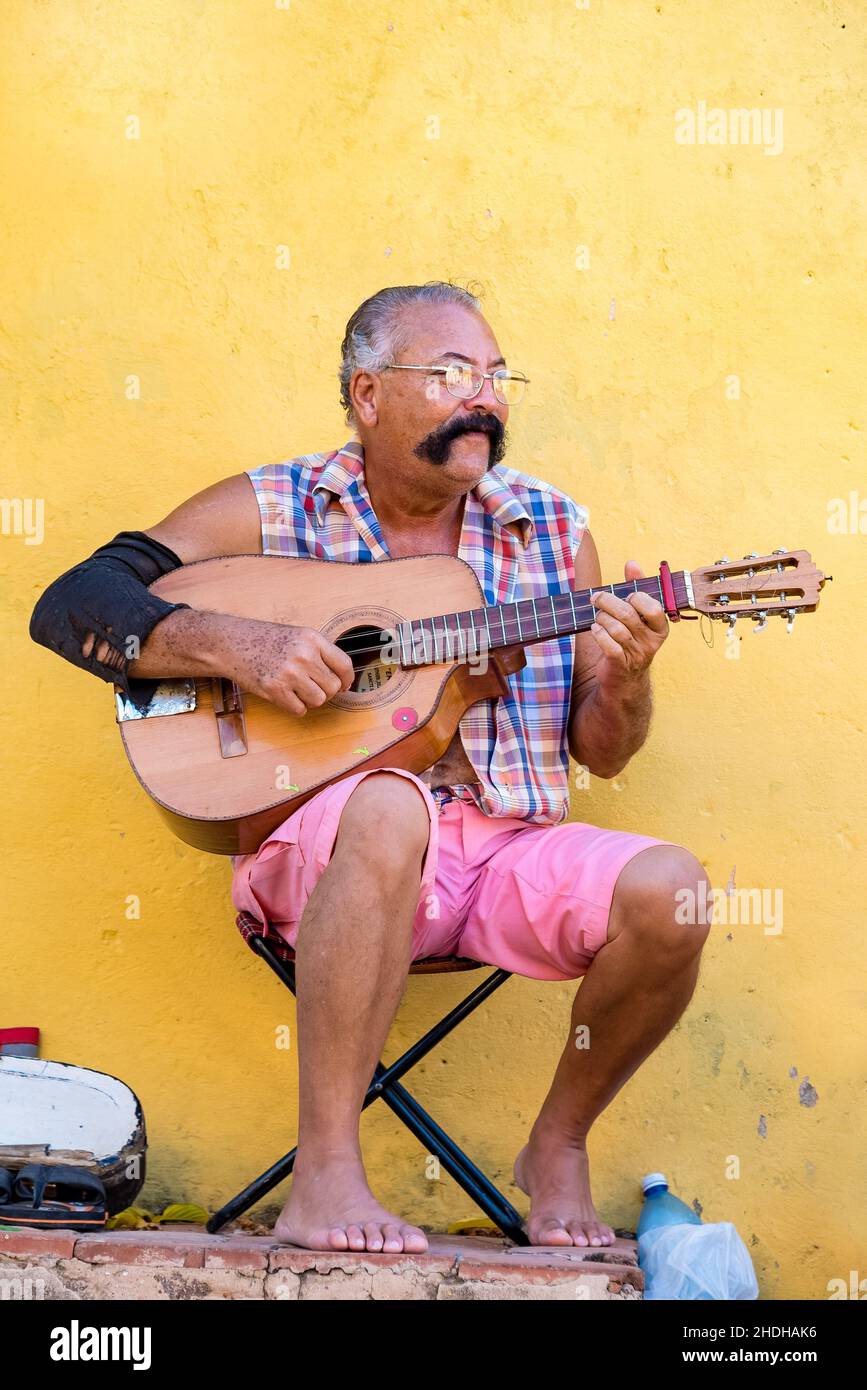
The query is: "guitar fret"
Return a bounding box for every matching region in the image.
[404,573,673,667]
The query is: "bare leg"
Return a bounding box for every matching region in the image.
[514,846,712,1246]
[273,773,433,1253]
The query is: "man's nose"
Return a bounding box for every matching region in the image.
[467,377,504,414]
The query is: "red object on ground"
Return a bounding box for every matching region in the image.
[0,1028,40,1051]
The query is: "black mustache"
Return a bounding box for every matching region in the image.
[413,414,507,467]
[442,418,502,444]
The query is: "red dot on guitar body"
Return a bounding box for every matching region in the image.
[392,707,418,730]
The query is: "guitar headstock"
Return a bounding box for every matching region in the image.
[685,549,828,632]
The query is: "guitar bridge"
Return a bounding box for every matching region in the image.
[212,678,248,758]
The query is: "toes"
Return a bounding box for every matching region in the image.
[565,1221,590,1247]
[399,1224,429,1253]
[381,1223,404,1253]
[363,1222,385,1252]
[326,1226,350,1251]
[533,1219,574,1246]
[345,1224,366,1251]
[565,1220,613,1247]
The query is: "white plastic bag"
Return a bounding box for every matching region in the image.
[638,1221,759,1300]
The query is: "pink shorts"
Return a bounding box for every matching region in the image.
[230,768,680,982]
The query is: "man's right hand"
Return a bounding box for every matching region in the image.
[235,618,356,716]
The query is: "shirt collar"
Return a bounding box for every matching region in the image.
[312,437,534,546]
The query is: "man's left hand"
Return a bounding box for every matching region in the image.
[589,561,669,690]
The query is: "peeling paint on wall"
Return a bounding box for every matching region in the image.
[798,1078,819,1108]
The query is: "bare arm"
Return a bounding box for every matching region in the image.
[120,472,263,681]
[102,472,354,714]
[567,528,667,779]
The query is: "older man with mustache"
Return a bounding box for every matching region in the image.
[30,280,712,1255]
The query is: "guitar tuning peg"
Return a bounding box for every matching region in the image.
[742,552,759,560]
[785,609,796,634]
[772,548,788,555]
[714,556,730,565]
[753,611,768,633]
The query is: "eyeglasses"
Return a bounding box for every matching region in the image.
[381,361,530,405]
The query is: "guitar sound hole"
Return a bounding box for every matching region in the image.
[335,624,399,695]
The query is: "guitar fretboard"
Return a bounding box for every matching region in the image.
[396,572,688,667]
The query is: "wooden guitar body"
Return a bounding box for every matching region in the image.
[117,554,525,855]
[114,545,826,855]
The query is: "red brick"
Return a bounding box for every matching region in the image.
[456,1257,639,1286]
[203,1237,276,1271]
[72,1232,207,1268]
[268,1245,456,1276]
[0,1227,78,1259]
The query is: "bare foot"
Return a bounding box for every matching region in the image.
[273,1151,429,1254]
[514,1134,616,1248]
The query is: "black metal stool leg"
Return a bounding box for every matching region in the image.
[208,944,526,1241]
[207,1147,298,1233]
[374,1068,528,1245]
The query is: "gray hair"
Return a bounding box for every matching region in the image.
[338,280,482,427]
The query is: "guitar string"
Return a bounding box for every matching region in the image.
[335,589,796,668]
[335,584,689,667]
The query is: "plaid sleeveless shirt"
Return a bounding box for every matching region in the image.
[245,438,588,826]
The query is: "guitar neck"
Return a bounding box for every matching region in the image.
[397,569,691,668]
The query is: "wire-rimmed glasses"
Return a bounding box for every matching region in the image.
[382,361,530,405]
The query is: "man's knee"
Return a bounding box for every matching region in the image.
[335,771,432,876]
[608,846,712,953]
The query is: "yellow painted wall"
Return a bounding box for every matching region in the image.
[3,1,865,1299]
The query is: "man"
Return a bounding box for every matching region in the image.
[30,280,712,1256]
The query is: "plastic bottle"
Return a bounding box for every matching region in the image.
[637,1171,702,1238]
[638,1172,707,1299]
[637,1172,758,1299]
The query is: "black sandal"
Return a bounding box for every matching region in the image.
[0,1163,106,1230]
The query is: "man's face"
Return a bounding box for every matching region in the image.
[360,304,511,487]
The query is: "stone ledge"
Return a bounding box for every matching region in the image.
[0,1225,644,1300]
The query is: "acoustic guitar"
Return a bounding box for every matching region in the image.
[114,549,827,855]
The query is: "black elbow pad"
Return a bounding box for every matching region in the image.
[29,530,193,706]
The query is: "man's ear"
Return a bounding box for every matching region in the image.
[352,370,379,427]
